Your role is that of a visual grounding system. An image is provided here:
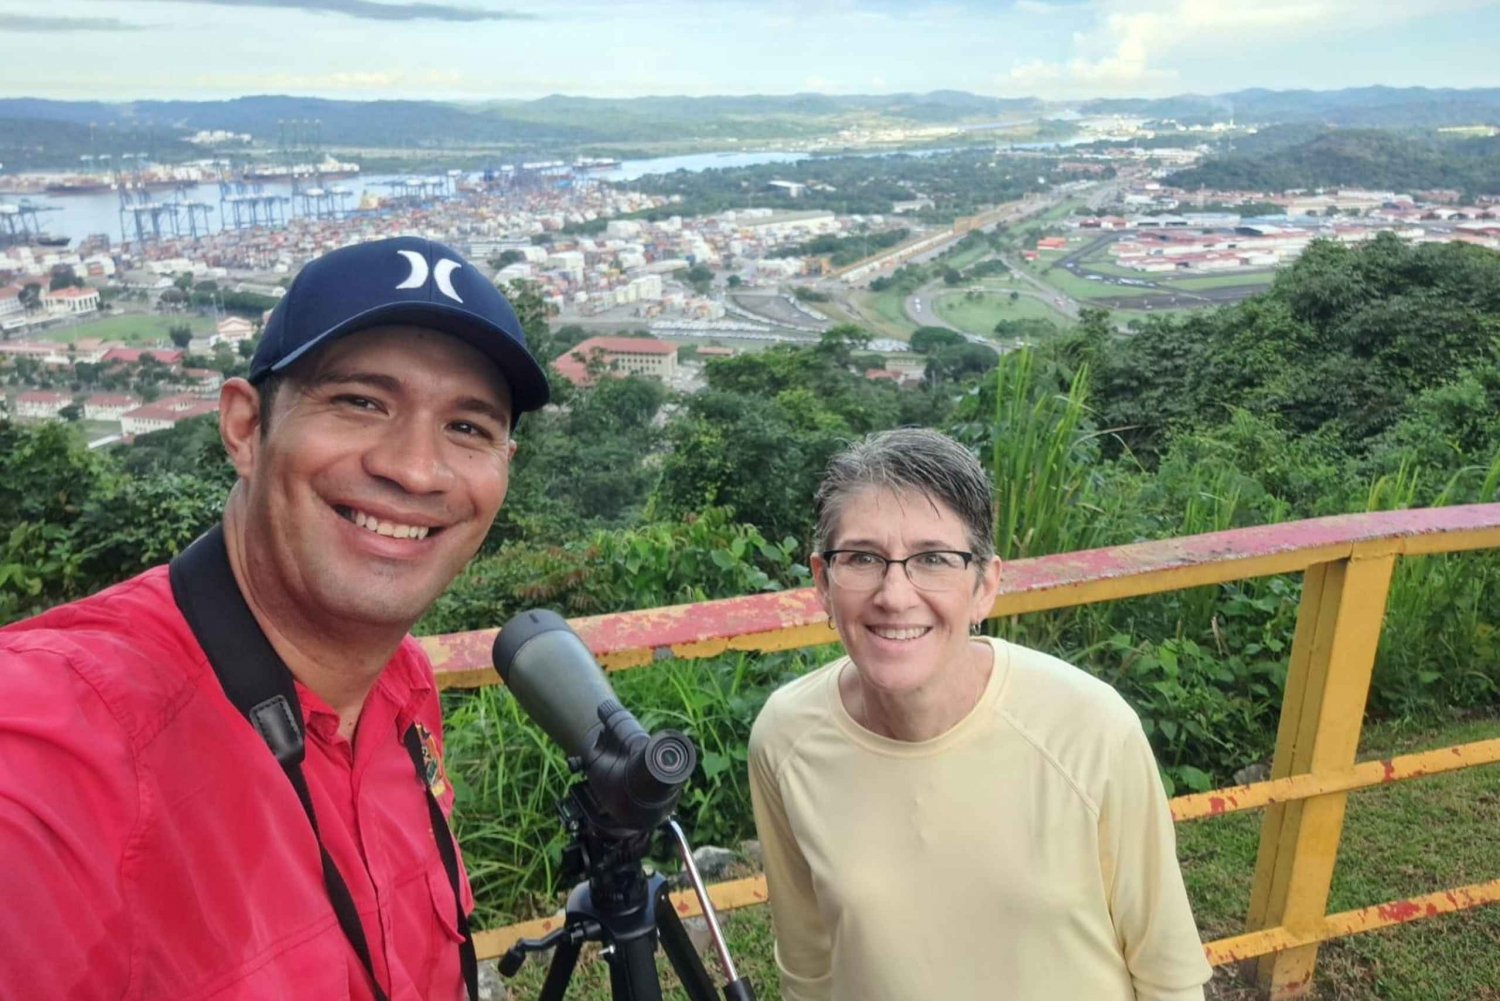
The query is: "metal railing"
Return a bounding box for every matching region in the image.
[421,503,1500,1000]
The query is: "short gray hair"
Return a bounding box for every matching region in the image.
[813,427,995,560]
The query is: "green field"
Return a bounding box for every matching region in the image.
[1034,264,1155,301]
[43,312,216,345]
[1158,273,1278,292]
[849,287,916,338]
[939,241,995,273]
[498,711,1500,1001]
[1033,198,1087,225]
[934,289,1067,333]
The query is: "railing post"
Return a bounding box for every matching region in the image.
[1244,553,1396,999]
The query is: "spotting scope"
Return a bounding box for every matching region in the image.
[492,609,697,836]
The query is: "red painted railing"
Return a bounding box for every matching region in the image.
[422,504,1500,1000]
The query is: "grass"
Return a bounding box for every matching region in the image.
[1181,711,1500,1001]
[1158,273,1277,292]
[42,312,215,345]
[936,240,993,273]
[1032,263,1156,301]
[848,286,916,338]
[484,710,1500,1000]
[933,288,1065,333]
[1034,198,1086,225]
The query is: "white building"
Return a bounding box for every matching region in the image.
[0,285,26,322]
[120,394,219,436]
[553,336,679,387]
[213,316,255,346]
[83,393,142,420]
[15,391,71,419]
[42,286,100,315]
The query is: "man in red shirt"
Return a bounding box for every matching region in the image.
[0,237,550,1000]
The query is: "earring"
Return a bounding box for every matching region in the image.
[970,621,982,636]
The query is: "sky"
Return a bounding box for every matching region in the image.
[1,0,1498,103]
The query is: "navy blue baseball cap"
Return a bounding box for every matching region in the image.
[250,236,549,417]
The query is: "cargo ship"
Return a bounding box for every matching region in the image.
[243,157,361,181]
[44,176,114,194]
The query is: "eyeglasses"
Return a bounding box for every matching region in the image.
[820,549,976,592]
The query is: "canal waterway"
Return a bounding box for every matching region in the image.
[9,139,1087,247]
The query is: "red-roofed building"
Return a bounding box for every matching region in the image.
[120,394,218,436]
[42,286,100,315]
[102,347,184,366]
[553,336,678,388]
[83,393,143,420]
[181,367,224,391]
[15,391,72,419]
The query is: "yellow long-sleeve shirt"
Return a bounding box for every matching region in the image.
[748,637,1213,1001]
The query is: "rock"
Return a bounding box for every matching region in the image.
[1233,762,1271,786]
[737,839,763,868]
[477,959,509,1001]
[681,914,713,956]
[691,844,739,880]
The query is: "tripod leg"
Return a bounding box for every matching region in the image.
[603,928,665,1001]
[655,897,720,1001]
[537,939,582,1001]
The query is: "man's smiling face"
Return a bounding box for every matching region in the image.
[235,324,515,632]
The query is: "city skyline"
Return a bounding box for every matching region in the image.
[0,0,1497,104]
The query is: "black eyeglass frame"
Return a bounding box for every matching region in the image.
[818,549,977,591]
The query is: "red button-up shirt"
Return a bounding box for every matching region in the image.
[0,566,473,1000]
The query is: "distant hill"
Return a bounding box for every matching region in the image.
[1166,126,1500,196]
[0,91,1048,169]
[1081,86,1500,127]
[3,87,1499,171]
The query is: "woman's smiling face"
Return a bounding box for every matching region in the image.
[813,486,1000,699]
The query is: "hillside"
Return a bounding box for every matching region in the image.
[4,86,1500,169]
[1166,126,1500,196]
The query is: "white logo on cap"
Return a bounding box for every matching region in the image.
[394,250,465,304]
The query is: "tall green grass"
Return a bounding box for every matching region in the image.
[445,650,822,925]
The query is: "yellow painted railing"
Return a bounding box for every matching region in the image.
[421,504,1500,1000]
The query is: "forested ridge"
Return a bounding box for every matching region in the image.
[1168,126,1500,197]
[3,233,1498,923]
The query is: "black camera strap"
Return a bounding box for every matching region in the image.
[169,525,477,1001]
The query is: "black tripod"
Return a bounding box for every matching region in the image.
[500,784,756,1001]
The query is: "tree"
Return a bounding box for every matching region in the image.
[726,275,743,288]
[18,283,41,313]
[169,325,194,350]
[57,403,82,422]
[489,249,525,270]
[1010,291,1021,303]
[942,267,963,286]
[49,266,82,292]
[682,265,714,295]
[910,326,965,354]
[926,342,999,385]
[501,280,557,362]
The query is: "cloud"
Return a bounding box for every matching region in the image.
[186,68,469,92]
[999,0,1500,97]
[122,0,534,22]
[0,14,140,31]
